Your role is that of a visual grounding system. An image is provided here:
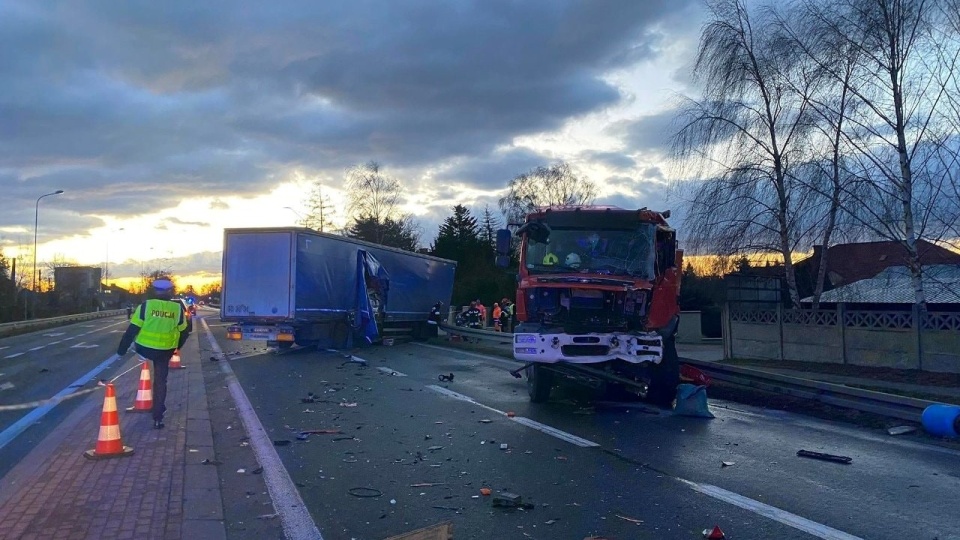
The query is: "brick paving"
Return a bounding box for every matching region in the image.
[0,335,226,540]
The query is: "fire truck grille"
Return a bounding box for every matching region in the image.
[561,344,610,357]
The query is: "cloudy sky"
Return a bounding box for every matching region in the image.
[0,0,705,286]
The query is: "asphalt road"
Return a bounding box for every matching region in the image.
[203,320,960,540]
[0,315,132,479]
[4,314,960,539]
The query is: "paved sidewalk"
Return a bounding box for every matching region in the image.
[0,332,227,540]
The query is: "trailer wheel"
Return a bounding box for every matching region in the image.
[647,337,679,407]
[526,365,553,403]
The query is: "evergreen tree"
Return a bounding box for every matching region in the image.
[479,205,499,254]
[347,215,420,251]
[432,205,482,261]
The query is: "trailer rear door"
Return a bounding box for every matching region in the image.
[222,231,295,320]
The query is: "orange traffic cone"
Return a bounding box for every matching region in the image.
[126,361,153,413]
[169,349,184,369]
[84,383,134,459]
[703,525,726,539]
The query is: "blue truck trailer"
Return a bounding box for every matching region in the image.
[220,227,457,349]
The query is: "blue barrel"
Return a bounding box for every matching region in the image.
[921,405,960,438]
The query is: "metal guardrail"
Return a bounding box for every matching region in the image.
[681,359,937,423]
[0,310,126,337]
[440,324,939,422]
[439,323,513,345]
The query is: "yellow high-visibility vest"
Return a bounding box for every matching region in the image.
[132,299,187,350]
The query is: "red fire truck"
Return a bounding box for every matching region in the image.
[496,206,682,405]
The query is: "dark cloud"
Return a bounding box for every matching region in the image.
[581,151,636,170]
[0,0,697,246]
[609,109,682,154]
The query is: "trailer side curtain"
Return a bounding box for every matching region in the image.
[354,250,390,343]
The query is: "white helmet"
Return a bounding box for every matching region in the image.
[564,253,581,268]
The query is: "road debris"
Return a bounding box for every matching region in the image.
[887,425,917,436]
[491,492,535,510]
[438,373,455,382]
[616,514,644,525]
[257,513,279,520]
[703,525,726,539]
[545,519,559,525]
[797,449,852,464]
[410,483,446,487]
[506,411,516,418]
[237,468,246,473]
[200,459,222,465]
[431,506,460,511]
[479,488,492,496]
[272,440,291,446]
[339,402,358,407]
[478,419,493,424]
[252,467,263,474]
[300,429,343,435]
[721,461,735,468]
[296,433,309,441]
[427,445,444,452]
[348,487,383,498]
[673,384,715,418]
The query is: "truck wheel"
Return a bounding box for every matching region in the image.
[647,337,679,407]
[526,365,553,403]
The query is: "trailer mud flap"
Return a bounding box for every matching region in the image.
[354,250,390,343]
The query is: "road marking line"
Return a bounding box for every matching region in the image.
[28,346,45,351]
[426,385,599,448]
[376,367,407,377]
[4,353,23,359]
[42,332,65,337]
[0,354,120,451]
[201,319,324,540]
[48,341,61,345]
[0,346,8,350]
[679,479,864,540]
[70,342,99,349]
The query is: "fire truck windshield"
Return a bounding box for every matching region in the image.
[524,224,656,280]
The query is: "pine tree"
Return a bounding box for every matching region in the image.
[479,205,499,254]
[303,181,336,232]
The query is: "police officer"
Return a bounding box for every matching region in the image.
[115,278,190,429]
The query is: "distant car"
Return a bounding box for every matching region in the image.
[176,298,194,333]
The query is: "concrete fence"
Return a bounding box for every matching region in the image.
[722,304,960,373]
[0,310,126,338]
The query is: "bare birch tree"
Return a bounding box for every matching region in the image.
[673,0,813,307]
[498,162,598,226]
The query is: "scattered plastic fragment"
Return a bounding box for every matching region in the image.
[479,488,492,496]
[479,419,493,424]
[721,461,735,468]
[339,402,358,407]
[797,449,852,464]
[703,525,726,539]
[506,411,516,418]
[410,482,446,487]
[616,514,643,525]
[438,373,454,382]
[427,446,444,452]
[500,443,508,450]
[301,429,343,435]
[887,425,917,436]
[257,513,278,520]
[200,459,222,465]
[237,469,246,474]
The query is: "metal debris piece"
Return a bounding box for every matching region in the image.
[721,461,735,468]
[887,425,917,436]
[616,514,644,525]
[438,373,454,382]
[478,419,493,424]
[797,449,852,464]
[410,482,446,487]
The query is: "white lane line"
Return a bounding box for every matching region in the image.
[680,480,864,540]
[376,367,407,377]
[28,346,45,351]
[70,342,99,349]
[0,382,14,391]
[62,337,76,341]
[4,353,23,359]
[201,319,324,540]
[48,341,61,345]
[415,342,521,369]
[0,346,8,350]
[42,332,65,337]
[426,385,599,448]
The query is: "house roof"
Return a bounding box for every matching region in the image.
[802,265,960,304]
[794,240,960,287]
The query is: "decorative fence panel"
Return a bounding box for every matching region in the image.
[724,305,960,373]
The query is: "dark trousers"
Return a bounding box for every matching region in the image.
[151,356,172,421]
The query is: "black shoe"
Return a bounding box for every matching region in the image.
[154,420,165,429]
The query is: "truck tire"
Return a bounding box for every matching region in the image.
[647,337,679,407]
[526,365,553,403]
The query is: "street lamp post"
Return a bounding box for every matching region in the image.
[104,227,124,293]
[32,190,64,314]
